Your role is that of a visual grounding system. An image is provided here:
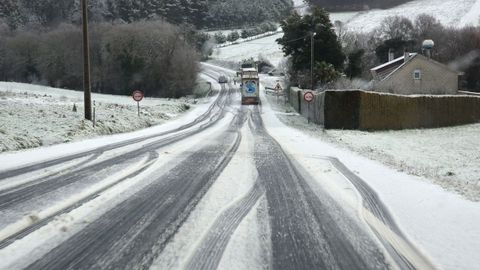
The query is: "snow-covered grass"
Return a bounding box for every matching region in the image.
[330,0,480,33]
[321,126,480,200]
[0,82,197,153]
[211,33,285,67]
[215,30,282,49]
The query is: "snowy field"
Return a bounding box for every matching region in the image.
[212,33,285,68]
[0,82,197,153]
[330,0,480,32]
[292,0,310,16]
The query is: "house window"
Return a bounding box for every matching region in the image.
[413,70,422,80]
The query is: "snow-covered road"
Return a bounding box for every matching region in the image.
[0,64,472,270]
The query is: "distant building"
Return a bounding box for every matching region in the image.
[370,52,460,95]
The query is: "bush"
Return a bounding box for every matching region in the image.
[260,22,277,33]
[214,32,227,44]
[241,29,249,39]
[227,31,240,42]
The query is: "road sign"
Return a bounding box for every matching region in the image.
[132,90,144,102]
[246,81,257,93]
[304,91,314,102]
[132,90,144,116]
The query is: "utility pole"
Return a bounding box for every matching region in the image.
[82,0,92,120]
[311,32,316,91]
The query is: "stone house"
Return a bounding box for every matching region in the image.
[370,52,460,95]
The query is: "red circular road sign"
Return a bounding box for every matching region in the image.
[132,90,144,102]
[304,91,314,102]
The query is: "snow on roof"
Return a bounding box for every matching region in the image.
[371,53,417,71]
[371,53,418,81]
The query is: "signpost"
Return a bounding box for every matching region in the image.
[275,83,283,103]
[132,90,144,116]
[304,91,314,123]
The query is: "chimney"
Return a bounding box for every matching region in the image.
[388,49,395,62]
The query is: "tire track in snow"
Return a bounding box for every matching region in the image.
[23,85,243,270]
[0,78,232,212]
[0,152,102,192]
[324,157,437,270]
[26,132,242,270]
[185,180,264,270]
[249,106,390,270]
[0,153,139,210]
[0,151,158,249]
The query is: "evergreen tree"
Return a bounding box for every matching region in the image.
[164,0,186,25]
[0,0,24,29]
[20,0,75,26]
[346,49,364,79]
[277,8,345,86]
[188,0,208,27]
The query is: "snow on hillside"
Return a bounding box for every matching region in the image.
[212,33,285,67]
[330,0,480,33]
[292,0,310,15]
[0,82,195,153]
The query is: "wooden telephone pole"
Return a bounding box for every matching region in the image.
[82,0,92,120]
[310,32,316,91]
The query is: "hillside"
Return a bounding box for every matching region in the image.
[330,0,480,32]
[307,0,413,11]
[0,0,292,29]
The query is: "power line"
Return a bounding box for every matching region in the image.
[227,34,310,45]
[283,34,311,43]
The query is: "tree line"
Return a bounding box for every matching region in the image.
[0,0,292,30]
[0,21,199,97]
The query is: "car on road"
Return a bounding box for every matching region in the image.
[218,75,228,84]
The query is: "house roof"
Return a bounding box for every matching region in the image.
[371,53,417,81]
[371,53,459,82]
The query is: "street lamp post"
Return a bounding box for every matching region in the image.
[310,32,316,91]
[82,0,92,121]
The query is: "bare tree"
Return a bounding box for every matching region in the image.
[375,16,414,41]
